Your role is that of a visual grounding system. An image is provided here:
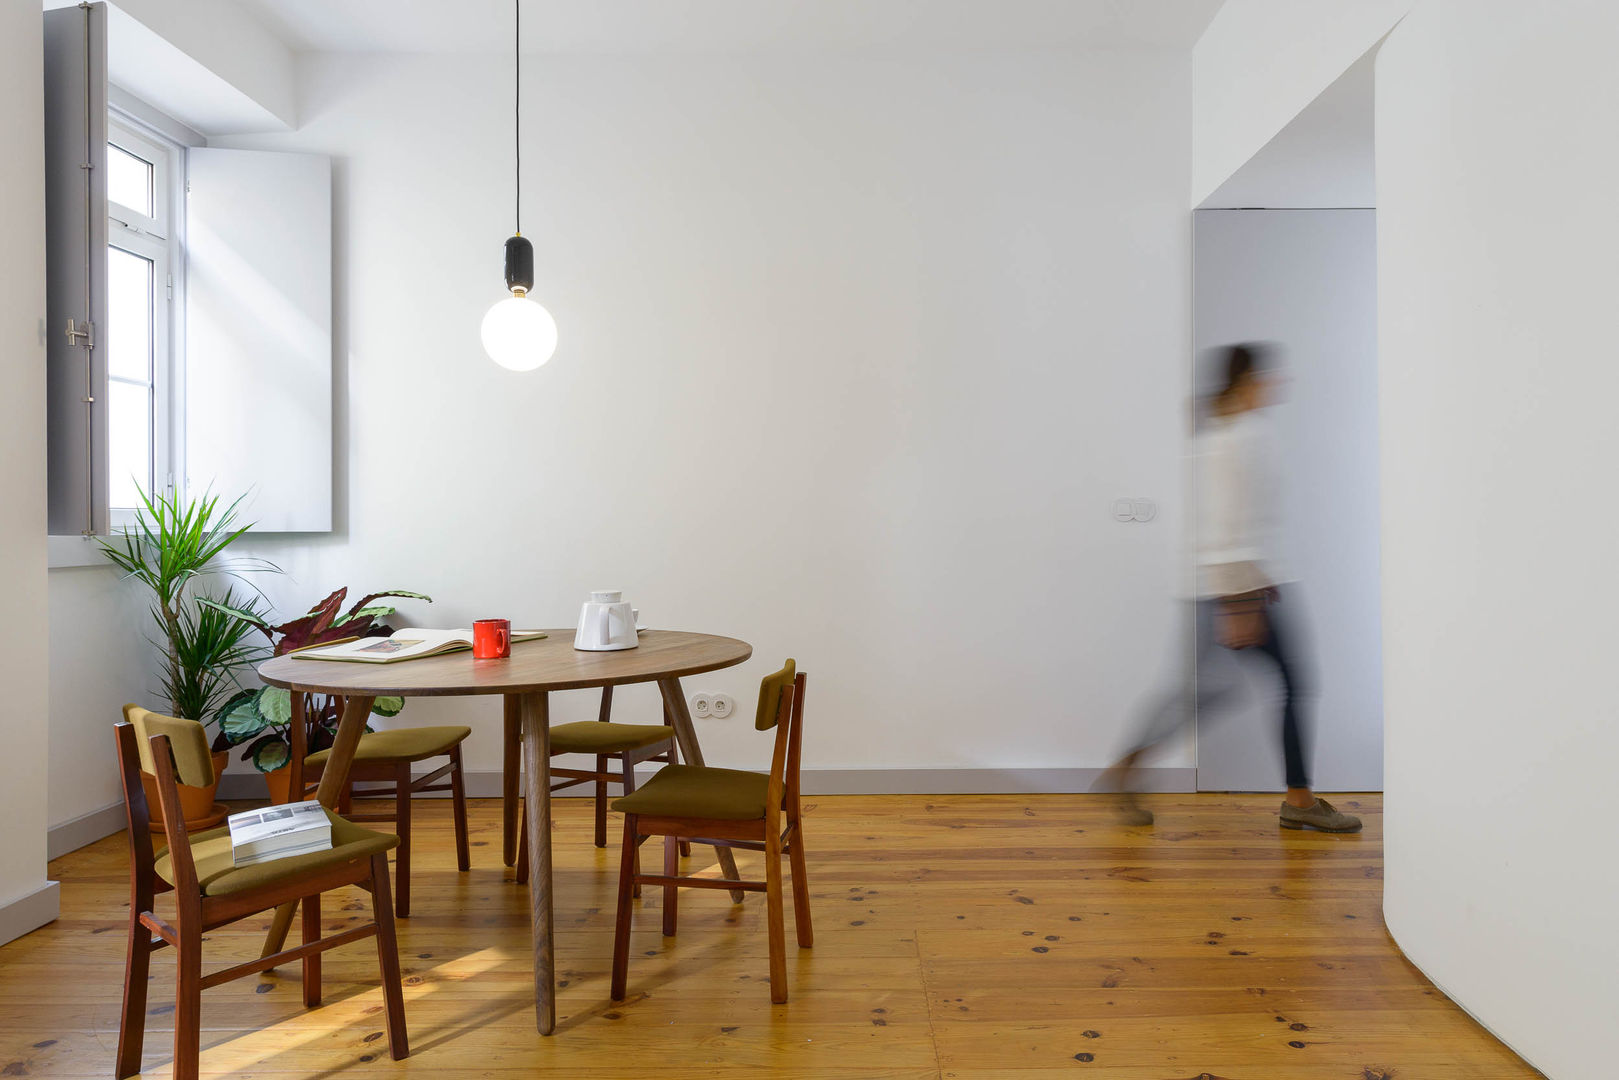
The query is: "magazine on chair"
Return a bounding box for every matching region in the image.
[228,800,333,867]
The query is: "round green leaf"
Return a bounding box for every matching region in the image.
[259,686,293,726]
[251,737,291,773]
[219,690,269,744]
[371,696,405,717]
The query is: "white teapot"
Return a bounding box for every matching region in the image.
[574,590,639,651]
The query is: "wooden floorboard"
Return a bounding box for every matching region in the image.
[0,793,1542,1078]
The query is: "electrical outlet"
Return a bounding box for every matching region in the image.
[710,694,735,719]
[691,693,714,719]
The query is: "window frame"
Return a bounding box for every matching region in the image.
[105,112,184,531]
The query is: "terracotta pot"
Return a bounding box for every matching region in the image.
[143,749,231,835]
[263,759,295,805]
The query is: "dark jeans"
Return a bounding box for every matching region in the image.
[1128,586,1313,789]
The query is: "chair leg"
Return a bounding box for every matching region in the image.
[172,927,203,1080]
[610,816,639,1002]
[301,893,322,1007]
[667,740,692,858]
[449,746,471,873]
[622,757,642,899]
[394,761,412,919]
[788,824,813,948]
[764,828,788,1004]
[503,695,521,867]
[115,907,152,1079]
[369,853,410,1060]
[593,754,609,848]
[662,834,679,937]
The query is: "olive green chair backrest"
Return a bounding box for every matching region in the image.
[123,704,216,787]
[755,659,797,731]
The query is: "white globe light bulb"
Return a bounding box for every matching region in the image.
[481,293,558,371]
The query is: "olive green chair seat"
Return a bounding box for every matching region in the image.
[611,764,769,821]
[550,720,677,755]
[155,809,397,897]
[305,725,472,766]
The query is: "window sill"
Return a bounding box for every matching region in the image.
[48,535,114,570]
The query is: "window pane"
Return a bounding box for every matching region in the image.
[107,246,152,382]
[108,143,153,217]
[108,380,151,509]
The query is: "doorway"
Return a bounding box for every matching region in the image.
[1190,52,1383,792]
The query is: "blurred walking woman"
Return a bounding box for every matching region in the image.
[1105,343,1360,832]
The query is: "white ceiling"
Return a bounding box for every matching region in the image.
[232,0,1224,55]
[1199,49,1375,209]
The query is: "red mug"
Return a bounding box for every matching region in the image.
[473,618,511,659]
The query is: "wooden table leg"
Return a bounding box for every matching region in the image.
[260,693,375,960]
[657,678,746,904]
[503,695,521,867]
[519,691,556,1035]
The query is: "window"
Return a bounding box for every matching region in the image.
[105,117,181,525]
[44,2,333,551]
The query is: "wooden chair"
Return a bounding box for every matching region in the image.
[609,661,811,1004]
[114,705,407,1080]
[514,687,689,886]
[303,724,472,919]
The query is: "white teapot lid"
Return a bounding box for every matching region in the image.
[590,590,623,603]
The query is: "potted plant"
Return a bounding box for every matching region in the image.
[99,488,273,833]
[202,587,429,802]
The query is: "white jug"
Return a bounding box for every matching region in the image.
[575,590,639,651]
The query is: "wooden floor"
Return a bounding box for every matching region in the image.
[0,794,1540,1079]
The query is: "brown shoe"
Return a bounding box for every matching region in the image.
[1279,797,1361,833]
[1117,795,1154,827]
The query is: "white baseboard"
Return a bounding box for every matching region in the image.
[48,802,128,860]
[0,881,61,948]
[220,766,1195,801]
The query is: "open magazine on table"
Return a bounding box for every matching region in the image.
[294,628,547,664]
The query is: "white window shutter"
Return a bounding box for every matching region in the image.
[185,147,332,532]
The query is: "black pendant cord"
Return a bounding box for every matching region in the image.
[500,0,535,295]
[514,0,521,236]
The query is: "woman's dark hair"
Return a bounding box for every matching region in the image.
[1212,342,1274,403]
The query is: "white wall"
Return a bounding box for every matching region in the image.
[48,566,151,842]
[1192,0,1409,205]
[43,0,296,133]
[204,47,1194,785]
[1192,209,1382,793]
[1200,51,1374,211]
[0,0,58,941]
[1378,2,1619,1076]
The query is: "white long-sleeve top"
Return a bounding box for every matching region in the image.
[1195,410,1291,599]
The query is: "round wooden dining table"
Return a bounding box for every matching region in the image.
[256,629,753,1034]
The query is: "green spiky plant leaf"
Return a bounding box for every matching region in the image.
[98,487,276,727]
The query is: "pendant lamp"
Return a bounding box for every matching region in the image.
[482,0,557,371]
